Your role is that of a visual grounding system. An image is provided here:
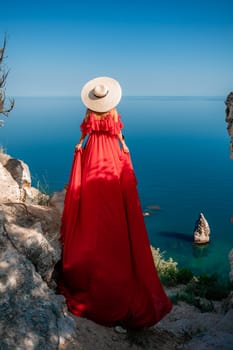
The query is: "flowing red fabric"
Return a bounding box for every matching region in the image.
[59,112,172,328]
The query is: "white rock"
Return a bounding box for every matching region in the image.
[4,158,31,188]
[193,212,210,245]
[0,163,21,202]
[0,149,11,166]
[23,186,49,205]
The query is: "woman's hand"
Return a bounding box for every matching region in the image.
[118,132,129,153]
[75,132,86,152]
[123,144,129,153]
[75,143,82,151]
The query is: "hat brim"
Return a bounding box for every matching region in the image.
[81,76,122,113]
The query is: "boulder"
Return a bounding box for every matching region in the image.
[2,203,61,284]
[0,152,49,205]
[0,148,11,166]
[0,163,21,202]
[4,220,57,283]
[193,212,210,245]
[23,186,50,205]
[0,205,76,349]
[4,157,31,188]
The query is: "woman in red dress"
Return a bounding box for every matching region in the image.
[59,77,172,332]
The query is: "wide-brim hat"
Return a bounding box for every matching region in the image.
[81,76,122,113]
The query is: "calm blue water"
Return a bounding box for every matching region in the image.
[1,96,233,279]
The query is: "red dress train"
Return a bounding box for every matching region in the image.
[59,112,172,328]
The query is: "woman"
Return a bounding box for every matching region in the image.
[59,76,172,332]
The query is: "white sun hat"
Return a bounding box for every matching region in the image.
[81,76,122,113]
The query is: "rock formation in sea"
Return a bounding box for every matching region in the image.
[193,212,210,245]
[225,91,233,159]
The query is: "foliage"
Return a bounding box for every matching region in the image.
[159,266,178,286]
[176,267,194,284]
[151,246,231,312]
[32,174,50,205]
[151,246,194,287]
[34,174,50,195]
[151,246,178,281]
[170,273,231,312]
[185,273,230,301]
[171,291,215,313]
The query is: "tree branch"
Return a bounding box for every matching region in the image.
[0,35,6,64]
[0,35,14,119]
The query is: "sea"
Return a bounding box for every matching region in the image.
[1,96,233,280]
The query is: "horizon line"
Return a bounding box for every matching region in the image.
[9,94,226,99]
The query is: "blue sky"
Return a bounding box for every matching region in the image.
[1,0,233,96]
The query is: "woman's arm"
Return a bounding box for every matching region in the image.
[118,131,129,153]
[112,108,129,153]
[75,110,90,151]
[75,132,86,151]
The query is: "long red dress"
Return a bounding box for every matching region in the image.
[59,112,172,328]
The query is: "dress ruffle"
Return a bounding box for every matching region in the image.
[80,113,123,135]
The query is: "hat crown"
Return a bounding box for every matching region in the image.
[81,76,122,112]
[93,84,108,98]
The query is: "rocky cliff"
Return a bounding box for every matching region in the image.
[0,150,77,349]
[225,92,233,286]
[0,151,233,350]
[225,91,233,159]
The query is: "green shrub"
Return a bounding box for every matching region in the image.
[150,246,179,286]
[175,292,215,312]
[150,246,230,302]
[159,266,178,287]
[176,267,194,284]
[186,274,230,300]
[151,246,177,271]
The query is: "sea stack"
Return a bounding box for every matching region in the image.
[193,212,210,245]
